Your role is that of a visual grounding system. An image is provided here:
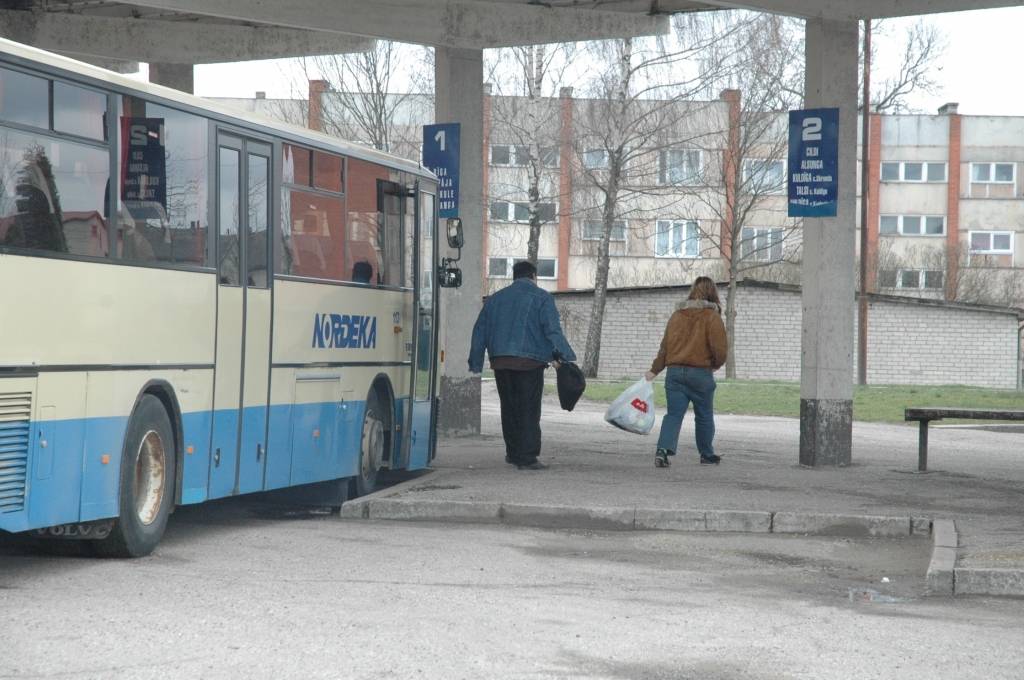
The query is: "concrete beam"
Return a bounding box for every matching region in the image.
[0,10,373,64]
[149,62,194,93]
[694,0,1024,20]
[120,0,669,48]
[59,54,140,74]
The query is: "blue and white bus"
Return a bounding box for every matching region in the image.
[0,39,463,556]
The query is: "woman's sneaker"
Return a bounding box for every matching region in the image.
[699,453,721,465]
[655,448,672,468]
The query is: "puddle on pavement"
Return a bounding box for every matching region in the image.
[848,587,910,604]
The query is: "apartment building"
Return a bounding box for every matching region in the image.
[212,85,1024,307]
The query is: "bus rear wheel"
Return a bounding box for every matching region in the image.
[94,395,176,558]
[354,392,385,497]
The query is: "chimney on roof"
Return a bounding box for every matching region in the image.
[938,102,959,115]
[559,86,574,98]
[255,91,266,99]
[308,79,329,131]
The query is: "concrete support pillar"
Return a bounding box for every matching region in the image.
[148,63,194,94]
[799,19,859,467]
[435,47,484,436]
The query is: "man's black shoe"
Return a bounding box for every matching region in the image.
[515,461,548,470]
[699,454,721,465]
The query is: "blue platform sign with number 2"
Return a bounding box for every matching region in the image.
[423,123,460,218]
[788,108,838,217]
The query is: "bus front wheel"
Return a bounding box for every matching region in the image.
[95,394,176,558]
[355,392,385,497]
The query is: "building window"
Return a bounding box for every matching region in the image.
[969,231,1013,255]
[583,219,626,241]
[881,161,947,183]
[488,257,509,278]
[540,146,559,168]
[655,219,699,258]
[659,149,701,185]
[971,162,1015,184]
[490,144,532,167]
[488,256,557,279]
[879,269,944,290]
[583,148,609,169]
[741,159,785,194]
[879,214,945,236]
[740,227,784,262]
[490,200,556,223]
[924,270,944,289]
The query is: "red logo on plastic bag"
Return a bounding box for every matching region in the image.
[630,398,648,413]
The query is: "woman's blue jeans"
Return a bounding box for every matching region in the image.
[655,366,717,457]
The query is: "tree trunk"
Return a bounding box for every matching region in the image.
[724,271,738,379]
[582,170,620,378]
[525,43,544,265]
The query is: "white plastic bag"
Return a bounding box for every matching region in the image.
[604,378,656,435]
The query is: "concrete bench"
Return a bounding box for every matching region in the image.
[904,408,1024,472]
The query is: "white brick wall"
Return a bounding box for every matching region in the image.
[553,282,1022,389]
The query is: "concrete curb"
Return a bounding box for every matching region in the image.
[340,494,1024,597]
[344,496,914,538]
[954,568,1024,596]
[926,519,957,595]
[931,518,1024,597]
[337,469,439,519]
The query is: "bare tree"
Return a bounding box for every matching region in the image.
[863,20,947,113]
[690,13,805,378]
[573,17,747,377]
[486,44,576,271]
[271,42,432,162]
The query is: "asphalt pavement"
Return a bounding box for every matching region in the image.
[345,379,1024,597]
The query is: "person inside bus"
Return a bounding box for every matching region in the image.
[352,259,374,284]
[468,260,576,470]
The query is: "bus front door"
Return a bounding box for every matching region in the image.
[406,190,438,469]
[209,135,272,498]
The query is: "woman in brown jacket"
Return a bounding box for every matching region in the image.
[644,277,728,467]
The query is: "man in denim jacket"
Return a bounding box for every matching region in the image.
[469,261,576,470]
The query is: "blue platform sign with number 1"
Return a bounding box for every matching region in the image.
[788,108,839,217]
[423,123,460,218]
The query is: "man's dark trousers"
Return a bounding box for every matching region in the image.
[493,366,545,464]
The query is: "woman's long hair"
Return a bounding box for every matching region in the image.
[688,276,721,312]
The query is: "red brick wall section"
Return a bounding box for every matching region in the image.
[557,87,574,291]
[482,84,492,287]
[720,89,741,262]
[946,114,962,300]
[307,80,328,132]
[866,113,882,292]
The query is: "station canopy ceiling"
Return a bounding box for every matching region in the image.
[1,0,1020,64]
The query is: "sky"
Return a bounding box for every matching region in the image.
[131,6,1024,117]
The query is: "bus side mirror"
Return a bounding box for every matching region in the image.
[438,267,462,288]
[446,218,464,249]
[439,218,464,288]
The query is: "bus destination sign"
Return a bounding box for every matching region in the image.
[422,123,460,218]
[120,117,167,212]
[787,108,838,217]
